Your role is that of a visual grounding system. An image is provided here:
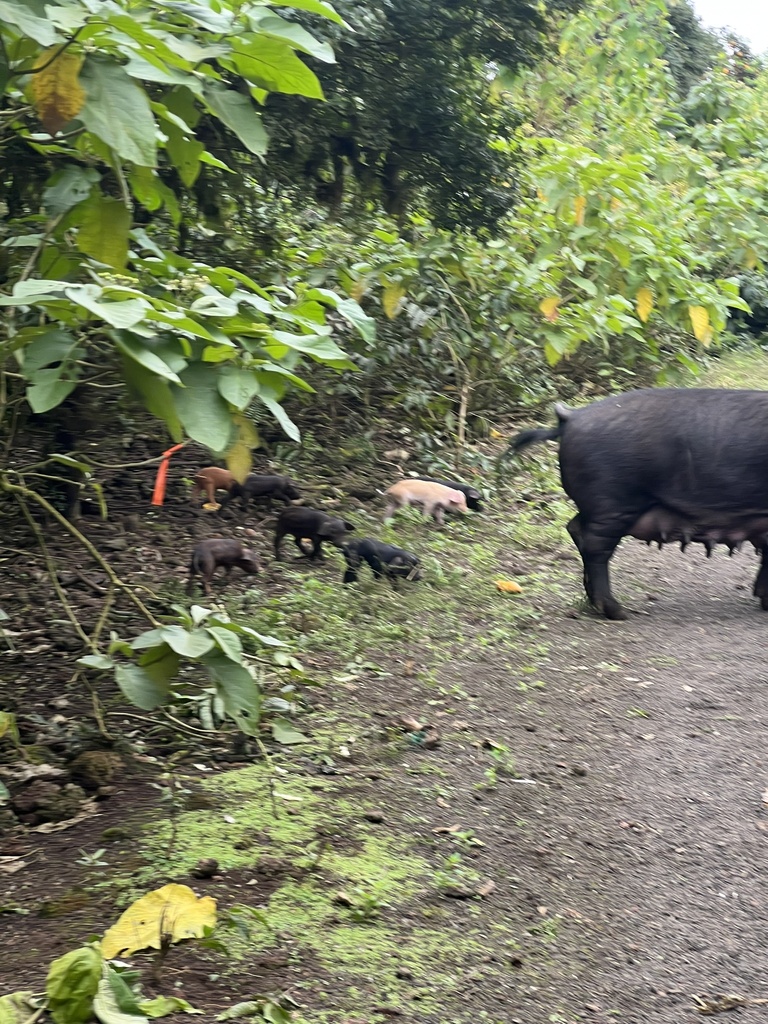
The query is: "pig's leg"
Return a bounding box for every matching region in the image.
[274,526,287,560]
[575,515,634,621]
[430,502,445,527]
[383,498,400,523]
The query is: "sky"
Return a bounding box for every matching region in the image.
[688,0,768,54]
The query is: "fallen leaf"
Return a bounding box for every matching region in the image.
[101,884,217,959]
[496,579,523,594]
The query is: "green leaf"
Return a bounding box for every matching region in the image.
[73,193,132,269]
[202,653,261,735]
[222,38,324,99]
[305,291,376,343]
[120,356,184,441]
[267,331,354,366]
[253,13,335,62]
[153,0,234,33]
[46,946,103,1024]
[268,0,344,25]
[0,992,39,1024]
[205,626,243,662]
[159,625,215,659]
[271,718,307,745]
[115,664,170,711]
[164,122,204,187]
[26,369,78,414]
[77,654,115,672]
[139,996,201,1019]
[0,0,57,44]
[172,362,234,450]
[44,165,100,217]
[93,970,147,1024]
[257,393,299,442]
[202,85,268,157]
[79,59,157,167]
[113,334,182,383]
[136,644,180,687]
[18,327,79,374]
[65,285,148,329]
[217,365,261,410]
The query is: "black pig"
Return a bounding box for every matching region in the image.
[223,474,301,511]
[274,506,355,561]
[187,538,261,596]
[420,478,483,512]
[341,538,422,587]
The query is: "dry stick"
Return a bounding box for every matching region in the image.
[16,496,95,652]
[1,478,162,627]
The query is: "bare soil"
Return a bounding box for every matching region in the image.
[2,459,768,1024]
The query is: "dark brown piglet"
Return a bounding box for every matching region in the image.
[224,474,301,511]
[187,538,261,596]
[274,506,354,561]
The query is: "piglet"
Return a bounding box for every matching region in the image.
[187,538,261,596]
[192,467,237,507]
[223,473,302,511]
[274,507,355,561]
[384,480,468,526]
[419,477,483,512]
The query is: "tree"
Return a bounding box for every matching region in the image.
[259,0,584,231]
[0,0,373,470]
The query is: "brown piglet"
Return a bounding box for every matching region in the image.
[192,467,237,506]
[187,538,261,596]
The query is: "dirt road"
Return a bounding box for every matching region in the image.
[419,539,768,1023]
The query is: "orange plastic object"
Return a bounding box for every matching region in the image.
[151,443,185,506]
[495,579,523,593]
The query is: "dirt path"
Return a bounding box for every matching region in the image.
[411,539,768,1023]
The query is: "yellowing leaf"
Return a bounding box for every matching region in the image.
[610,197,622,211]
[226,441,252,484]
[536,188,547,202]
[745,247,758,270]
[489,428,505,440]
[496,580,523,594]
[101,884,216,959]
[574,195,586,226]
[31,49,85,135]
[688,305,712,346]
[635,287,653,324]
[539,296,561,322]
[350,278,369,301]
[382,282,406,319]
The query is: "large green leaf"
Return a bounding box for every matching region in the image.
[115,664,170,711]
[251,12,335,62]
[46,946,103,1024]
[120,356,184,441]
[73,193,132,269]
[79,59,157,167]
[217,365,261,410]
[113,333,182,383]
[159,625,215,659]
[172,362,233,450]
[257,393,299,442]
[17,327,79,374]
[202,653,261,736]
[0,0,57,44]
[222,38,324,99]
[152,0,234,33]
[43,165,100,217]
[26,369,78,414]
[203,85,268,157]
[267,0,344,26]
[163,120,204,187]
[65,285,148,329]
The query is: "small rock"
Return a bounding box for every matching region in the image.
[364,811,385,823]
[190,858,219,879]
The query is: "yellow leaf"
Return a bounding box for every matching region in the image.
[382,281,406,319]
[539,296,561,322]
[489,428,505,440]
[688,305,712,346]
[536,188,547,202]
[31,48,85,135]
[745,247,758,270]
[349,278,368,302]
[226,440,252,484]
[574,195,586,226]
[635,287,653,323]
[101,884,217,959]
[496,580,523,594]
[610,197,622,211]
